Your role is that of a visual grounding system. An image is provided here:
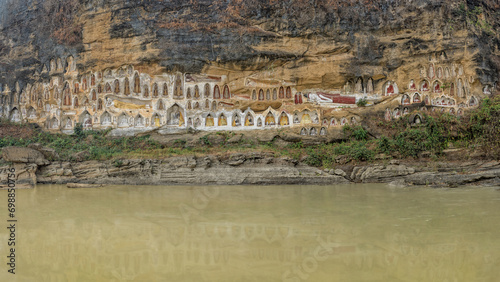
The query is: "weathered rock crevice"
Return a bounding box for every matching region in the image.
[1,146,499,188]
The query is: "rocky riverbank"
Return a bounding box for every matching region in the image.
[1,146,499,188]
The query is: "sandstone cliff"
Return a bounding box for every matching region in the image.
[0,1,499,145]
[0,0,498,95]
[2,146,500,188]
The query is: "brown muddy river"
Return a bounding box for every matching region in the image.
[1,184,500,281]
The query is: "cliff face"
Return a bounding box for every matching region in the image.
[3,146,500,188]
[0,0,498,134]
[1,0,498,89]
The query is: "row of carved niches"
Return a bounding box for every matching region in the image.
[1,60,493,107]
[400,93,479,107]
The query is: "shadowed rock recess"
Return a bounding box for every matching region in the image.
[0,1,499,186]
[1,146,500,187]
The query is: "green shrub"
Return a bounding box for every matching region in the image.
[341,124,351,135]
[352,126,369,141]
[304,141,375,167]
[173,139,187,146]
[113,159,124,167]
[356,98,368,107]
[200,135,211,146]
[468,96,500,157]
[349,141,374,161]
[73,123,85,138]
[377,136,393,154]
[304,147,324,167]
[287,141,304,149]
[333,143,351,155]
[393,129,429,157]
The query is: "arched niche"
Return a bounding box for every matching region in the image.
[166,104,185,126]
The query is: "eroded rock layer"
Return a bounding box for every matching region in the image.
[2,146,500,187]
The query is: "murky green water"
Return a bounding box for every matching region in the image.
[1,184,500,281]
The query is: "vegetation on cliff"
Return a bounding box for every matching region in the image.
[0,123,162,161]
[305,94,500,167]
[0,0,498,163]
[1,94,499,165]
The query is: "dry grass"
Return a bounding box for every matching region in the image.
[0,120,37,139]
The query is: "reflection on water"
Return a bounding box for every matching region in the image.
[1,184,500,281]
